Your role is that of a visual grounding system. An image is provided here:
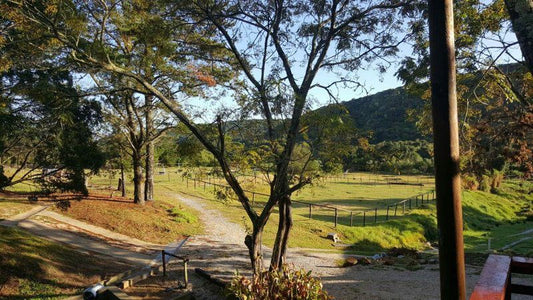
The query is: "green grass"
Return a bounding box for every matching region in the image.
[10,167,532,255]
[0,226,131,299]
[150,169,532,255]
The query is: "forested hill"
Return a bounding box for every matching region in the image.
[337,87,425,142]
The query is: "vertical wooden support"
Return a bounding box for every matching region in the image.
[386,206,390,220]
[350,211,353,226]
[403,202,406,214]
[184,259,189,288]
[363,211,366,227]
[334,208,338,227]
[374,208,378,223]
[309,204,312,219]
[429,0,466,297]
[162,250,166,277]
[394,203,398,217]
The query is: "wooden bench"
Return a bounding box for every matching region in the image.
[470,255,533,300]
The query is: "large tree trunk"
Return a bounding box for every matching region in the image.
[270,195,293,271]
[132,150,144,205]
[120,163,126,197]
[504,0,533,74]
[145,140,154,201]
[245,226,264,275]
[144,95,154,202]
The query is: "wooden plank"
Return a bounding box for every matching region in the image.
[511,256,533,275]
[470,255,511,300]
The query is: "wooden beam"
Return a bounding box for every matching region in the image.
[428,0,467,298]
[470,255,511,300]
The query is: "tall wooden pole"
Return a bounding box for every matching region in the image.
[428,0,466,299]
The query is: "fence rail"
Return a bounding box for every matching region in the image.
[180,175,435,228]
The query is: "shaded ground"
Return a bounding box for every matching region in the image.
[0,226,132,300]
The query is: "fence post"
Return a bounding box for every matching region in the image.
[386,206,390,220]
[394,203,398,217]
[415,196,418,207]
[409,198,412,210]
[403,202,406,214]
[184,259,189,288]
[363,211,366,227]
[186,177,188,188]
[334,208,338,227]
[194,179,196,189]
[162,250,166,277]
[374,208,378,223]
[350,211,353,226]
[309,204,312,219]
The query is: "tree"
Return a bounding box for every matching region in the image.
[397,0,533,180]
[0,68,104,193]
[10,0,419,275]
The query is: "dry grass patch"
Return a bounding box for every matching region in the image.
[0,192,37,220]
[50,191,201,245]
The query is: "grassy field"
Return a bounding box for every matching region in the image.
[0,226,131,300]
[5,167,532,255]
[141,168,532,255]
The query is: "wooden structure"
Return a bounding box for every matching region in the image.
[470,255,533,299]
[428,0,467,298]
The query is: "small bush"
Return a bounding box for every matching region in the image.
[462,175,478,190]
[227,265,332,300]
[480,175,491,192]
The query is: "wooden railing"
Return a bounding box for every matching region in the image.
[470,255,533,300]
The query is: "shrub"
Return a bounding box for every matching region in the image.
[490,170,504,189]
[462,175,479,190]
[480,175,491,192]
[227,265,332,300]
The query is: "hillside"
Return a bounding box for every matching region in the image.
[340,87,425,143]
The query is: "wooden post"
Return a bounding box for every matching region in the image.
[409,198,412,210]
[334,208,338,227]
[184,259,189,288]
[403,202,406,214]
[429,0,466,297]
[162,250,166,277]
[186,177,188,188]
[386,206,390,220]
[350,211,353,226]
[394,203,398,217]
[363,211,366,227]
[309,204,312,219]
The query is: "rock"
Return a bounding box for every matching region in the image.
[371,253,385,260]
[327,233,340,243]
[343,257,358,267]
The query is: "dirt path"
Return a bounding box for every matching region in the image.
[172,192,518,300]
[2,205,155,266]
